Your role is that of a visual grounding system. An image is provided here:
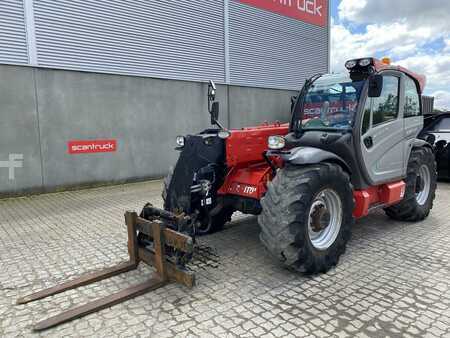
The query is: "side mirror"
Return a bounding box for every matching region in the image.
[210,102,219,125]
[368,75,383,98]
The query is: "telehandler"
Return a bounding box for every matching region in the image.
[18,57,436,330]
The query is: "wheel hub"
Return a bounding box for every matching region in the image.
[308,189,343,251]
[309,203,330,232]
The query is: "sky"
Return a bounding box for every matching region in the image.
[330,0,450,110]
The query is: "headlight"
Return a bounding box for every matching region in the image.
[345,60,357,69]
[218,130,231,139]
[176,136,185,147]
[268,136,286,150]
[358,58,372,67]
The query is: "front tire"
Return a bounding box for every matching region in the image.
[258,163,354,274]
[385,147,437,221]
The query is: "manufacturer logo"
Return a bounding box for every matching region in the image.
[236,0,328,27]
[68,140,117,154]
[0,154,23,180]
[243,185,257,194]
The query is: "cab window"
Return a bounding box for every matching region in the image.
[361,75,400,135]
[404,76,421,117]
[372,76,400,126]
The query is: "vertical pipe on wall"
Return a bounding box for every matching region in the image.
[23,0,37,66]
[224,0,230,84]
[327,0,331,73]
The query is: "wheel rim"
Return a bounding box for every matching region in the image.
[416,164,431,206]
[308,189,343,250]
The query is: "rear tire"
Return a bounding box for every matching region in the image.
[162,167,233,235]
[258,163,354,274]
[385,147,437,221]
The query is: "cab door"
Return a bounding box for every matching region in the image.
[403,75,424,171]
[359,73,405,185]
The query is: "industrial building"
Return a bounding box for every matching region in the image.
[0,0,330,196]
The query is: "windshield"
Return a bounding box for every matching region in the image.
[299,74,365,131]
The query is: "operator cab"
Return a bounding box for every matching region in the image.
[270,57,425,190]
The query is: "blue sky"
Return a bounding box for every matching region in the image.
[330,0,450,109]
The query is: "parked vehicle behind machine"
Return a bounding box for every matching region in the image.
[420,112,450,179]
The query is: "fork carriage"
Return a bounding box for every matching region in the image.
[17,208,195,331]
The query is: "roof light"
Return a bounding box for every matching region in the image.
[345,60,357,69]
[381,57,391,65]
[358,58,372,67]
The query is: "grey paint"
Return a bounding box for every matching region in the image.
[35,69,228,190]
[0,65,297,196]
[283,147,349,171]
[422,95,434,115]
[228,86,296,128]
[0,0,28,64]
[228,1,329,90]
[0,1,328,92]
[33,0,225,84]
[0,66,42,193]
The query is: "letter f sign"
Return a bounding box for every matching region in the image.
[0,154,24,180]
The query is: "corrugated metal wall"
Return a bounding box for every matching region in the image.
[33,0,225,83]
[0,0,329,90]
[0,0,29,65]
[228,1,329,90]
[422,96,435,115]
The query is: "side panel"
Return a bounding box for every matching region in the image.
[353,181,406,219]
[226,123,289,166]
[218,163,272,200]
[362,119,405,182]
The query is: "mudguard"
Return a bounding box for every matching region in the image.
[281,147,351,173]
[413,138,433,150]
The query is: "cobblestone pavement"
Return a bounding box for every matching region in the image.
[1,180,449,338]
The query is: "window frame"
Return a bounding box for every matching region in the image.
[371,75,401,128]
[403,75,422,118]
[360,74,401,136]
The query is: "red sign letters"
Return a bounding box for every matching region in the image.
[68,140,117,154]
[236,0,328,27]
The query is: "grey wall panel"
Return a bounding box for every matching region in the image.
[229,86,296,128]
[34,68,229,189]
[0,0,28,64]
[33,0,225,83]
[0,66,42,194]
[0,64,300,196]
[228,1,329,90]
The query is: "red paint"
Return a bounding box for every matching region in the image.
[236,0,328,27]
[226,122,289,167]
[218,121,289,200]
[353,181,406,218]
[373,59,427,93]
[218,163,273,199]
[68,140,117,154]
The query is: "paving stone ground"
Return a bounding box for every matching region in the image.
[1,180,450,337]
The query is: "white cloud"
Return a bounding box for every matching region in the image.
[332,0,450,110]
[339,0,450,33]
[330,22,435,73]
[432,91,450,111]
